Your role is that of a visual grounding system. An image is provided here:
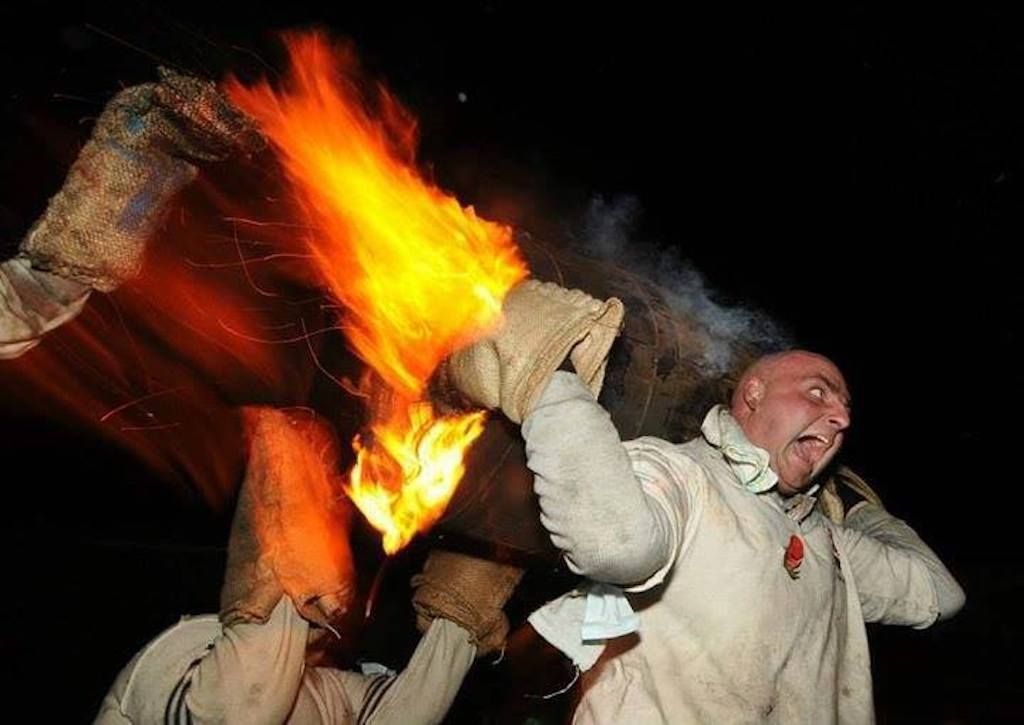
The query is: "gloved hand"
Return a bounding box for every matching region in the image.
[437,279,625,423]
[19,68,263,291]
[411,549,524,657]
[220,407,355,631]
[818,465,885,524]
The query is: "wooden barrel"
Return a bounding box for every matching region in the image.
[437,236,776,558]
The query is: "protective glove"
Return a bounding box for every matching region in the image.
[437,279,625,423]
[220,407,355,631]
[817,465,885,524]
[411,549,524,657]
[19,68,263,291]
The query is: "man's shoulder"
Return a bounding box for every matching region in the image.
[647,434,750,496]
[624,434,697,460]
[624,435,714,481]
[677,435,723,469]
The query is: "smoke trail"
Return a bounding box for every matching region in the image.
[575,195,792,374]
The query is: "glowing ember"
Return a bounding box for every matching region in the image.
[226,32,528,552]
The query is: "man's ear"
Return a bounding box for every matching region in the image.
[742,378,765,410]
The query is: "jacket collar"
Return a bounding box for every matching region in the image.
[700,405,818,522]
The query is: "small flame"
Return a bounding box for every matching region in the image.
[226,32,528,552]
[349,404,487,553]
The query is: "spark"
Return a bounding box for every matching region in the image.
[99,386,185,423]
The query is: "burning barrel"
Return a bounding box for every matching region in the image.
[435,235,774,558]
[227,38,782,557]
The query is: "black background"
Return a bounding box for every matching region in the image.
[1,2,1021,722]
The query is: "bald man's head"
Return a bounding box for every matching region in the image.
[730,351,851,495]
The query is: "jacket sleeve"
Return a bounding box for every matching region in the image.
[0,257,90,359]
[183,597,310,724]
[93,601,310,725]
[522,371,690,587]
[189,599,475,724]
[834,502,966,628]
[97,598,475,725]
[298,619,476,725]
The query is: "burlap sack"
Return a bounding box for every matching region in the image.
[20,68,263,291]
[220,407,355,630]
[817,465,885,524]
[441,279,625,424]
[411,549,524,656]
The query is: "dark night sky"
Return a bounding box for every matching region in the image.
[1,3,1021,722]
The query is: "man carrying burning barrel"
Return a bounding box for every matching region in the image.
[440,283,966,723]
[1,35,964,724]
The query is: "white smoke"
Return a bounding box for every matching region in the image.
[575,195,791,373]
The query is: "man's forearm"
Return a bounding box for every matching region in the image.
[358,619,476,725]
[185,597,310,724]
[522,371,673,585]
[842,503,966,624]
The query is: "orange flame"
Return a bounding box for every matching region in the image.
[350,404,487,553]
[226,32,528,552]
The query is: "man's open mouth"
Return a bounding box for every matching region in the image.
[794,433,832,463]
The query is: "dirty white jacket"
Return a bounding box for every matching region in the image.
[0,258,89,359]
[524,373,965,724]
[94,597,475,724]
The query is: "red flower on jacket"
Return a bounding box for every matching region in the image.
[784,534,804,579]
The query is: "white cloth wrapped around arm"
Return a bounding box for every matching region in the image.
[836,502,966,628]
[0,257,90,359]
[522,371,678,586]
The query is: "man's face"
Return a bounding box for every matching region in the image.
[735,353,851,495]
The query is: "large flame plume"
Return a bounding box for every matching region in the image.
[227,32,528,552]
